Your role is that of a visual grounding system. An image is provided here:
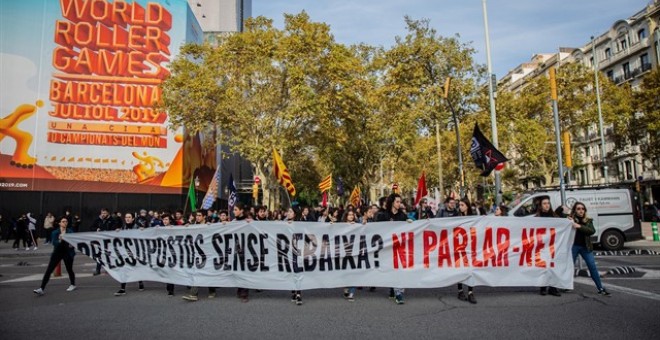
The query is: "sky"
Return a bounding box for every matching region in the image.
[252,0,652,77]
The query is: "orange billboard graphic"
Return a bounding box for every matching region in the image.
[0,0,204,193]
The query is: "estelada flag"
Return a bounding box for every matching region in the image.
[470,123,508,177]
[318,174,332,193]
[349,186,361,207]
[273,148,296,197]
[414,171,428,206]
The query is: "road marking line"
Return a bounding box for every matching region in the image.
[0,273,93,284]
[574,277,660,301]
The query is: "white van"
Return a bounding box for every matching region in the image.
[508,187,642,250]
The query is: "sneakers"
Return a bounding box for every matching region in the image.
[347,293,355,302]
[467,292,477,304]
[394,294,404,305]
[114,289,126,296]
[295,294,302,305]
[598,289,611,296]
[343,288,350,299]
[291,293,297,302]
[138,283,145,291]
[388,288,395,299]
[66,285,76,292]
[167,291,174,296]
[92,271,101,276]
[182,294,198,302]
[208,292,216,299]
[457,290,467,301]
[33,288,44,296]
[25,247,30,251]
[33,246,38,250]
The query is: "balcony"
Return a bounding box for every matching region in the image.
[598,37,650,69]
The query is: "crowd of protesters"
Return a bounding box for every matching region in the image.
[18,192,610,302]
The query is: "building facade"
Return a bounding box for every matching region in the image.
[188,0,252,44]
[499,1,660,201]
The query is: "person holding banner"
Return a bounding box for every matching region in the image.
[457,198,477,304]
[282,208,303,305]
[342,210,359,302]
[160,214,178,296]
[114,212,145,296]
[376,193,409,305]
[569,202,611,296]
[234,202,251,302]
[91,208,116,275]
[535,197,562,297]
[33,217,76,296]
[182,210,217,301]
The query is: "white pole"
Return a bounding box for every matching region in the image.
[591,36,608,183]
[482,0,501,204]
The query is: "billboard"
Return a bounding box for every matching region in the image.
[0,0,205,194]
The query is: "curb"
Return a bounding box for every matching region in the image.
[594,249,660,256]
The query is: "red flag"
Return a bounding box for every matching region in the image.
[414,171,428,206]
[321,192,328,207]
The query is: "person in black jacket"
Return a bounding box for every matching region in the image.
[33,217,76,295]
[234,203,251,302]
[90,208,116,276]
[114,212,145,296]
[376,193,408,304]
[438,197,459,218]
[569,202,610,296]
[535,197,561,297]
[456,198,477,304]
[182,209,217,301]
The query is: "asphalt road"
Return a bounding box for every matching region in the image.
[1,239,659,340]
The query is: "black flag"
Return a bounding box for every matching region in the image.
[470,123,508,177]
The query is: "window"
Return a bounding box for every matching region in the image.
[623,62,631,78]
[590,57,594,66]
[638,28,647,40]
[606,70,614,80]
[513,196,549,217]
[641,54,650,70]
[605,48,612,58]
[621,39,627,50]
[625,161,633,180]
[585,147,590,157]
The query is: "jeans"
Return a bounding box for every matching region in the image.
[572,245,603,291]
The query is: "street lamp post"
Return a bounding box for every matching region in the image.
[591,36,609,183]
[482,0,502,205]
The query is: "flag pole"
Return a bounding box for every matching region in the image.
[445,95,465,198]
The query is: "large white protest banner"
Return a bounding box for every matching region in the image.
[63,216,575,290]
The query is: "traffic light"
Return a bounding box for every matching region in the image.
[562,131,572,168]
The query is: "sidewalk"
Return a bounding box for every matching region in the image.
[0,238,52,257]
[641,222,659,241]
[624,238,660,251]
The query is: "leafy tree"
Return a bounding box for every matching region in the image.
[377,17,482,196]
[633,68,660,171]
[161,13,375,205]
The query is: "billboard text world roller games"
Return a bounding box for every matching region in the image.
[0,0,203,193]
